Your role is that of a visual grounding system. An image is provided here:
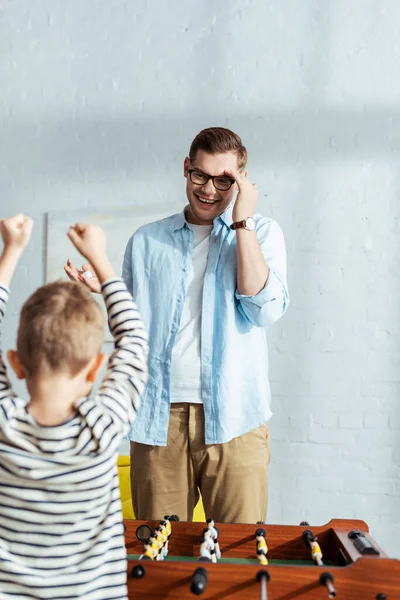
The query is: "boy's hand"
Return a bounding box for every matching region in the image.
[0,214,33,251]
[67,223,116,285]
[67,223,107,263]
[0,214,33,286]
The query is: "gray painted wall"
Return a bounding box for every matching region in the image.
[0,0,399,557]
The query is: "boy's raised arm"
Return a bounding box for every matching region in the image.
[0,214,33,288]
[0,214,33,406]
[67,222,148,431]
[96,278,148,426]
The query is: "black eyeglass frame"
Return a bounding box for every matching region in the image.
[188,169,235,191]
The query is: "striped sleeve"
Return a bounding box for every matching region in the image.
[0,285,17,412]
[95,277,148,430]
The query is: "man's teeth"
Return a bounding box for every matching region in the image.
[198,196,217,204]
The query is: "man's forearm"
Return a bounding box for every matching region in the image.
[236,230,270,296]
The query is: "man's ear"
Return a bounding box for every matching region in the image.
[87,353,107,383]
[7,350,26,380]
[183,157,190,177]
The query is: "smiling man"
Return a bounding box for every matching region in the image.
[66,127,289,524]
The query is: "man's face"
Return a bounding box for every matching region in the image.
[184,150,240,225]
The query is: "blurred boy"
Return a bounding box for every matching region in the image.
[0,214,147,599]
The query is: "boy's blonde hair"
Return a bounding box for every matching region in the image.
[189,127,248,170]
[17,281,104,377]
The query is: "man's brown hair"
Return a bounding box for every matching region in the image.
[189,127,248,170]
[17,281,104,377]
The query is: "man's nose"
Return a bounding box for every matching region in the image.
[201,178,216,195]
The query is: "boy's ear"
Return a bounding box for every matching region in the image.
[7,350,26,380]
[87,353,107,383]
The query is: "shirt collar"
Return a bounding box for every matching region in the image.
[172,210,187,232]
[172,203,234,232]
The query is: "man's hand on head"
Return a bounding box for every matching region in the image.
[224,169,258,223]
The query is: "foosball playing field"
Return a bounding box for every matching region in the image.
[123,518,400,599]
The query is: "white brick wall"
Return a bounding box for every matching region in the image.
[0,0,399,557]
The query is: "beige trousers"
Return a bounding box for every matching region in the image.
[130,403,270,523]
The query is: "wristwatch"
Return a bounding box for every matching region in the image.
[230,217,256,231]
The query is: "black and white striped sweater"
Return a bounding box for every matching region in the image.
[0,278,148,599]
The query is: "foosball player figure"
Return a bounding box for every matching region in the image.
[206,518,221,560]
[303,529,324,567]
[155,525,168,560]
[163,516,172,538]
[168,514,180,523]
[163,515,179,540]
[149,534,162,561]
[139,539,157,561]
[158,521,170,557]
[255,528,268,565]
[199,534,211,562]
[200,529,217,563]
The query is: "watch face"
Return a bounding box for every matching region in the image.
[245,217,256,231]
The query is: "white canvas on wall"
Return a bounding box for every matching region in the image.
[46,203,181,341]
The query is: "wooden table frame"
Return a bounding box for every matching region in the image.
[124,519,400,599]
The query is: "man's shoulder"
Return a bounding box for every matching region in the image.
[132,212,181,239]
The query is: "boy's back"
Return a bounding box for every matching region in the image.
[0,216,148,599]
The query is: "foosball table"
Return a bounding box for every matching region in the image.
[124,518,400,599]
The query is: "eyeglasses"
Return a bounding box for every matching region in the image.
[188,169,235,191]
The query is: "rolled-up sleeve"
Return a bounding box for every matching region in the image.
[122,234,134,295]
[235,218,289,327]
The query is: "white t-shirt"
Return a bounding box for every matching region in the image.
[170,223,212,403]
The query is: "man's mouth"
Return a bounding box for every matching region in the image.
[196,194,218,205]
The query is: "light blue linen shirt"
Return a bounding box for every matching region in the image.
[123,204,289,445]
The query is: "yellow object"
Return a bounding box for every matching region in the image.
[117,455,206,521]
[311,542,323,560]
[256,537,268,564]
[257,540,268,553]
[143,547,155,560]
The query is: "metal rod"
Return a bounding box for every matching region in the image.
[260,575,267,600]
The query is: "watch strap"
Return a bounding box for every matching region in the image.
[230,219,247,230]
